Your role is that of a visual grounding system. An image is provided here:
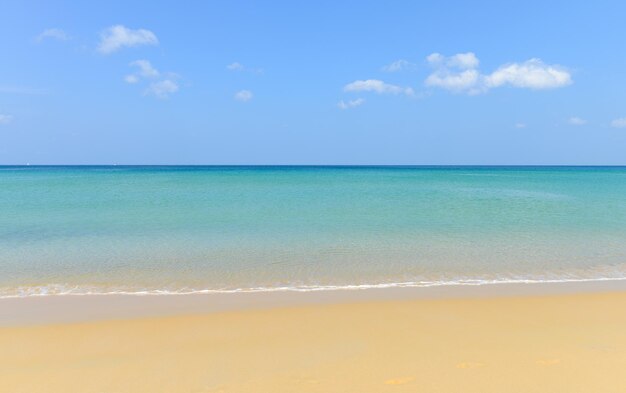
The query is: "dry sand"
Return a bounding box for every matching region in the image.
[2,290,626,392]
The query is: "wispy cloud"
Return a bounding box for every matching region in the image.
[515,122,527,129]
[124,60,179,98]
[381,59,414,72]
[234,90,253,102]
[425,52,572,94]
[35,28,69,42]
[98,25,158,54]
[568,116,587,126]
[0,114,13,124]
[337,98,365,110]
[128,60,159,78]
[610,118,626,128]
[227,62,244,71]
[124,75,139,84]
[145,80,179,99]
[344,79,414,96]
[226,62,262,74]
[427,52,479,69]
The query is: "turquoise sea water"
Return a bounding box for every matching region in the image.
[1,166,625,297]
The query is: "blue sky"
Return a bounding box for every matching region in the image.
[1,0,626,164]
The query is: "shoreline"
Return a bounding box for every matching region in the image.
[2,278,626,326]
[4,275,626,298]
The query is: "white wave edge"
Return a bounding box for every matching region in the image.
[2,276,626,299]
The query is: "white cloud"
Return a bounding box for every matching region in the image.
[226,62,263,74]
[425,69,480,93]
[124,75,139,84]
[227,62,244,71]
[426,52,479,70]
[568,116,587,126]
[124,60,180,98]
[515,122,527,129]
[234,90,253,102]
[427,52,479,70]
[344,79,414,96]
[145,80,178,99]
[36,28,69,42]
[98,25,158,54]
[425,52,483,94]
[610,118,626,128]
[425,53,572,94]
[0,114,13,124]
[449,52,480,69]
[381,59,413,72]
[484,59,572,89]
[337,98,365,109]
[129,60,159,78]
[426,53,444,65]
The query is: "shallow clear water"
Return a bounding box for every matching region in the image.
[1,166,625,297]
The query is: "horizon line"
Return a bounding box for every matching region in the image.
[2,164,626,168]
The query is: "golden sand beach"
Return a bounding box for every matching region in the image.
[1,290,626,392]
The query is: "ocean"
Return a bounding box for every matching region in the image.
[1,166,625,297]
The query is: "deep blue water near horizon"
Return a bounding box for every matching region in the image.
[1,166,625,297]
